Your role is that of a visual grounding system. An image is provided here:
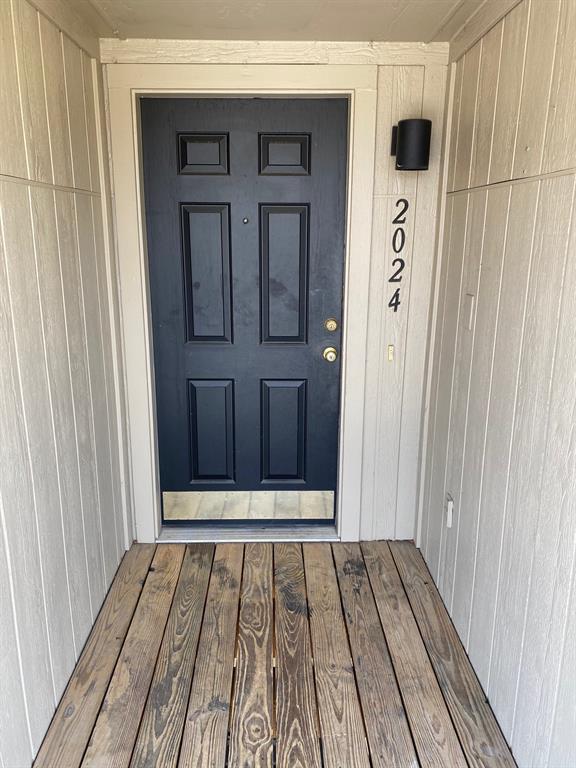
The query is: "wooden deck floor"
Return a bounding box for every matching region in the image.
[34,541,515,768]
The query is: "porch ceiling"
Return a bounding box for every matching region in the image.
[85,0,484,42]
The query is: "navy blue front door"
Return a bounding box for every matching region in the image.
[141,98,348,509]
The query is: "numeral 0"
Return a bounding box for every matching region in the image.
[392,227,406,253]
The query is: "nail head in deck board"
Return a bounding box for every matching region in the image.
[33,544,156,768]
[274,543,322,768]
[178,543,244,768]
[361,541,467,767]
[129,543,214,768]
[389,541,516,768]
[332,542,418,768]
[303,543,371,768]
[81,544,185,768]
[228,543,274,768]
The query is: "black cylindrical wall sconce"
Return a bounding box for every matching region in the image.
[391,118,432,170]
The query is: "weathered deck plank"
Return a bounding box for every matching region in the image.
[81,545,185,768]
[130,544,214,768]
[274,543,322,768]
[178,543,244,768]
[362,540,467,767]
[228,543,274,768]
[390,540,516,767]
[34,544,156,768]
[303,543,371,768]
[333,542,418,768]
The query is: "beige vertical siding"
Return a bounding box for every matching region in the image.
[0,1,128,765]
[421,0,576,765]
[361,63,447,539]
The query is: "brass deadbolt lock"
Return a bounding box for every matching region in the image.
[323,346,338,363]
[324,317,338,332]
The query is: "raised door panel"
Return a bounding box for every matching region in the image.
[259,133,311,175]
[188,380,235,481]
[178,133,229,175]
[260,205,309,343]
[261,380,307,481]
[182,204,232,342]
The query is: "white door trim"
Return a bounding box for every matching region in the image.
[106,63,377,542]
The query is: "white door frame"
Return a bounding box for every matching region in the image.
[106,64,377,543]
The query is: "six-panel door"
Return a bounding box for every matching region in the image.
[141,98,348,514]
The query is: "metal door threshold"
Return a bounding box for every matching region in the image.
[157,523,340,543]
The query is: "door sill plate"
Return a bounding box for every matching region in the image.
[157,523,340,543]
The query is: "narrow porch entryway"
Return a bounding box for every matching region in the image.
[34,542,515,767]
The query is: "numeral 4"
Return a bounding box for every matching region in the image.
[388,288,401,312]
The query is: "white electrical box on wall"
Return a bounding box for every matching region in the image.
[446,494,454,528]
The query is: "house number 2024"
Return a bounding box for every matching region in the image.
[388,198,409,312]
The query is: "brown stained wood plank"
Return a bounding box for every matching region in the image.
[34,544,156,768]
[274,543,321,768]
[389,541,516,768]
[333,543,418,768]
[228,543,274,768]
[303,544,371,768]
[130,544,214,768]
[82,544,185,768]
[178,543,244,768]
[362,541,467,767]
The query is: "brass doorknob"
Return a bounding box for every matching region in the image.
[323,346,338,362]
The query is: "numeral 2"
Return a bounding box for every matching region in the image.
[389,257,405,282]
[392,198,409,224]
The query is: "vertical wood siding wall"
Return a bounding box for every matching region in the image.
[421,0,576,764]
[0,2,128,765]
[361,62,446,539]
